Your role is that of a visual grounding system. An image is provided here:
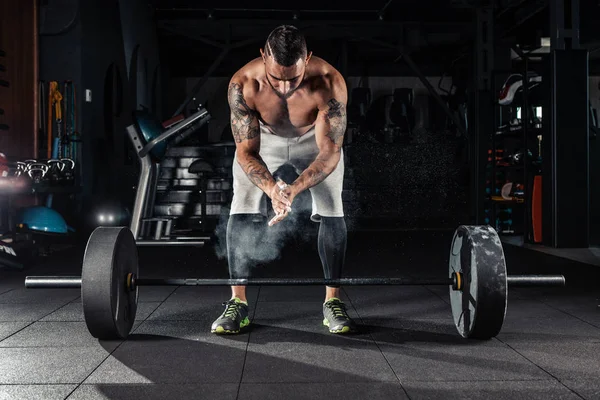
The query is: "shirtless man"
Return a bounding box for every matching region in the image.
[211,25,357,335]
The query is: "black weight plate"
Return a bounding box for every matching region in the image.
[449,225,507,339]
[82,227,138,339]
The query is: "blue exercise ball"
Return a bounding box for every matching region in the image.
[19,206,68,234]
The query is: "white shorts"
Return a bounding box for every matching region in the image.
[229,123,345,222]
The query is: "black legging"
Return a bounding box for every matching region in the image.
[227,214,347,285]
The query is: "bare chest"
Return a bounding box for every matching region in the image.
[254,91,319,137]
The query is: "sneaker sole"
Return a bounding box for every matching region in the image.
[211,318,250,335]
[323,318,354,334]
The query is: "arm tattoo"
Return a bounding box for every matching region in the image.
[324,98,347,149]
[242,157,271,188]
[305,158,329,187]
[229,82,273,191]
[291,99,345,193]
[228,82,260,143]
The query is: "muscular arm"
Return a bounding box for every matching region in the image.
[228,80,276,194]
[292,77,347,193]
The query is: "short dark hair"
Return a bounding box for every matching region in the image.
[264,25,307,67]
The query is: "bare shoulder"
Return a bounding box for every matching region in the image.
[308,56,347,108]
[228,58,262,109]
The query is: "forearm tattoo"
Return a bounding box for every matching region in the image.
[228,83,260,143]
[305,157,329,187]
[324,99,347,149]
[241,157,272,189]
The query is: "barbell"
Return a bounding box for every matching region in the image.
[24,225,565,341]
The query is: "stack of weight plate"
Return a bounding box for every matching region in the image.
[154,144,235,235]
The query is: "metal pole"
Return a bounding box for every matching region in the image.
[126,125,153,240]
[135,275,566,287]
[138,278,455,286]
[507,275,566,286]
[25,277,82,289]
[25,275,566,288]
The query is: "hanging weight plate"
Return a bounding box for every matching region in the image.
[82,227,138,340]
[449,225,507,339]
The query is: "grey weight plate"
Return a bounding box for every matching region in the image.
[449,225,507,339]
[82,227,138,340]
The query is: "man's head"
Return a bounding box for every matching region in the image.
[260,25,312,96]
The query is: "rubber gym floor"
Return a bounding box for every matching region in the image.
[1,228,600,400]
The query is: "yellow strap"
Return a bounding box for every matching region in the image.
[49,81,63,120]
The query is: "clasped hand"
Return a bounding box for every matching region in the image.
[268,178,296,226]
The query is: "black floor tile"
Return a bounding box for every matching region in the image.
[0,303,66,322]
[0,384,76,400]
[40,301,161,322]
[146,301,253,322]
[402,380,581,400]
[83,339,247,384]
[66,383,239,400]
[131,320,250,346]
[251,301,359,328]
[137,286,178,302]
[504,299,576,320]
[0,288,80,304]
[257,285,350,302]
[0,322,31,341]
[498,341,600,381]
[539,297,600,328]
[345,285,452,320]
[0,276,29,290]
[379,342,553,382]
[0,321,134,350]
[366,318,552,382]
[361,316,502,345]
[167,285,260,304]
[561,379,600,400]
[499,314,600,344]
[0,347,111,384]
[238,382,409,400]
[244,321,397,383]
[422,285,451,303]
[0,286,15,296]
[344,285,441,303]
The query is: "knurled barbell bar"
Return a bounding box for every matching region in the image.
[24,275,565,289]
[24,225,566,341]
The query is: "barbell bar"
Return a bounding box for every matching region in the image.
[25,275,566,289]
[23,225,567,341]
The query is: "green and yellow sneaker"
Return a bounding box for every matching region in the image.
[323,298,357,334]
[211,298,250,334]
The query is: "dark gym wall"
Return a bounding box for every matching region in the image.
[79,0,131,208]
[589,76,600,244]
[119,0,163,119]
[39,1,82,91]
[38,0,162,222]
[39,0,83,161]
[0,0,38,160]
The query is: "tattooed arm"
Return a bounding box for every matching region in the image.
[291,75,348,194]
[228,79,277,194]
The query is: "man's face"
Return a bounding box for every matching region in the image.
[261,49,310,97]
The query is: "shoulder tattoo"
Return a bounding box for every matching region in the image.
[324,98,346,148]
[228,82,260,143]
